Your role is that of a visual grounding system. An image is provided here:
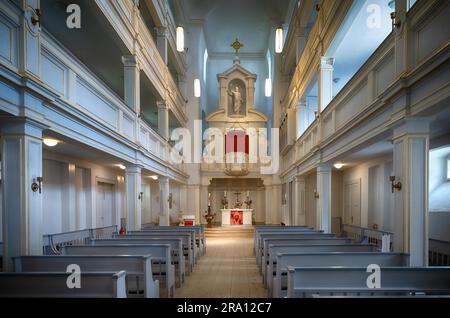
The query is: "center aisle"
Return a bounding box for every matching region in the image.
[175,226,266,298]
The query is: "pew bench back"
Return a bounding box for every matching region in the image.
[0,271,127,298]
[287,267,450,298]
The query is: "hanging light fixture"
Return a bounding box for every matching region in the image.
[265,78,272,97]
[43,138,59,147]
[275,27,283,53]
[176,26,184,52]
[194,78,201,97]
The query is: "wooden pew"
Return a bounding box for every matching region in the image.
[256,233,336,266]
[286,267,450,298]
[120,232,195,269]
[61,244,175,298]
[261,237,351,273]
[273,252,409,298]
[254,227,319,254]
[265,244,376,292]
[140,226,206,255]
[129,229,199,261]
[0,271,127,298]
[90,237,186,285]
[13,255,159,298]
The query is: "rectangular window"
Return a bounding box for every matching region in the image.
[447,158,450,180]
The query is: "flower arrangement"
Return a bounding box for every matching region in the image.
[203,205,216,227]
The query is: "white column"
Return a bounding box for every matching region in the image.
[318,57,334,113]
[316,163,332,232]
[392,118,430,266]
[264,185,272,224]
[122,55,140,113]
[1,118,45,271]
[180,184,188,213]
[155,26,168,65]
[294,176,306,225]
[200,185,209,225]
[157,100,169,140]
[125,165,142,231]
[296,98,308,138]
[62,163,76,232]
[159,176,170,226]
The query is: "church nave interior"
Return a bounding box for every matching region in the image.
[0,0,449,306]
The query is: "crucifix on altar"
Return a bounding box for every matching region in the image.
[220,190,253,226]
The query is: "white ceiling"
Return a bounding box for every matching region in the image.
[178,0,293,54]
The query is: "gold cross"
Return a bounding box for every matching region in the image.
[230,38,244,55]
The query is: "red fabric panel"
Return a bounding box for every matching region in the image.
[225,131,249,154]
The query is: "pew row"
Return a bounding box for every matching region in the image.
[61,244,174,298]
[261,237,351,274]
[140,226,206,255]
[254,228,319,254]
[0,271,127,298]
[117,233,195,269]
[128,229,200,262]
[286,267,450,298]
[13,255,159,298]
[256,233,335,265]
[265,244,377,292]
[90,237,186,285]
[273,252,409,298]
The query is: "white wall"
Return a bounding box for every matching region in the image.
[429,212,450,242]
[43,151,125,234]
[341,155,394,231]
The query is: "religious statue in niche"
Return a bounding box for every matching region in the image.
[228,79,246,116]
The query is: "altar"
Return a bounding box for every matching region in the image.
[221,209,253,226]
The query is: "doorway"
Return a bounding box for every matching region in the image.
[344,179,361,226]
[96,182,115,227]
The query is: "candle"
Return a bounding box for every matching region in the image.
[247,191,250,197]
[224,191,227,197]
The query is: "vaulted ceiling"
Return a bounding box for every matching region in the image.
[174,0,294,54]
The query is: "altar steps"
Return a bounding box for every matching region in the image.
[205,226,254,238]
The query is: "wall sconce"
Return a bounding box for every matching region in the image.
[31,177,43,193]
[314,189,319,199]
[31,8,41,26]
[389,176,402,193]
[390,12,401,29]
[138,192,144,200]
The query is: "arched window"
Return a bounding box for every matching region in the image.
[203,49,208,83]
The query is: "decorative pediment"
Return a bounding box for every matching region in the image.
[206,108,267,123]
[217,63,257,81]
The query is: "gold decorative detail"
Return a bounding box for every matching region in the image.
[389,176,402,193]
[230,38,244,55]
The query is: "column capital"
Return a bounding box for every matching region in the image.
[121,55,139,67]
[320,56,334,68]
[155,26,168,37]
[393,117,431,140]
[125,164,142,173]
[317,162,333,172]
[157,100,169,109]
[159,175,170,183]
[0,117,47,138]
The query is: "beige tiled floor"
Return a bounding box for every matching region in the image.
[175,228,266,298]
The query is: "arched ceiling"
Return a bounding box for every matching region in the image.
[175,0,294,54]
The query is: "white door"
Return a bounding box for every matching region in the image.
[96,182,114,227]
[344,179,361,226]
